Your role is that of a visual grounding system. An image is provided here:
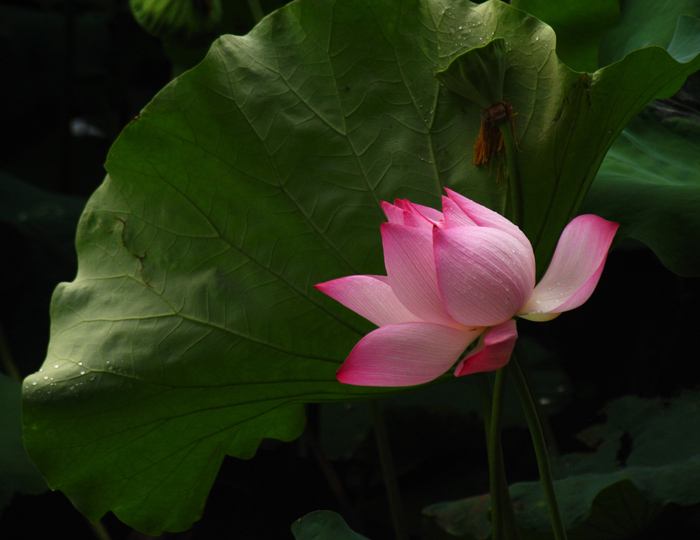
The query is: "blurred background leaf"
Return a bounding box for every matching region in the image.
[292,510,371,540]
[599,0,700,66]
[583,96,700,276]
[0,374,48,513]
[424,390,700,539]
[0,172,85,374]
[511,0,621,72]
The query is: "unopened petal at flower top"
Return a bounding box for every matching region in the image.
[441,195,479,228]
[381,201,407,225]
[403,200,444,226]
[433,226,534,327]
[316,190,617,387]
[381,223,456,326]
[381,199,443,228]
[445,188,533,256]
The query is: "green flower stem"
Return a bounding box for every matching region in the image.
[508,355,568,540]
[369,400,409,540]
[499,122,523,229]
[478,371,521,540]
[304,417,360,529]
[476,373,493,428]
[514,344,560,456]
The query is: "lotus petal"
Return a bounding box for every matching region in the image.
[441,195,478,228]
[433,226,534,327]
[382,201,406,225]
[520,215,618,318]
[445,188,533,256]
[454,319,518,377]
[336,322,481,386]
[406,200,444,224]
[382,223,456,325]
[315,275,422,327]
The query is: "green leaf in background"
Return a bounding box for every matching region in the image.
[425,391,700,539]
[291,510,370,540]
[511,0,621,72]
[0,374,48,513]
[0,172,86,287]
[423,493,492,540]
[129,0,223,44]
[599,0,700,66]
[582,112,700,276]
[435,5,700,276]
[21,0,700,533]
[0,173,86,375]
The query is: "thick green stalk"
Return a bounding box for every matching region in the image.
[477,374,521,539]
[370,400,409,540]
[514,343,560,456]
[508,355,568,540]
[482,370,521,540]
[487,371,504,540]
[499,122,523,228]
[476,373,494,430]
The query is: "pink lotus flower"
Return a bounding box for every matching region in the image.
[316,189,618,387]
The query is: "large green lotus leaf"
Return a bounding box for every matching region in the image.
[582,113,700,276]
[21,0,700,533]
[599,0,700,66]
[425,391,700,539]
[511,0,621,72]
[292,511,370,540]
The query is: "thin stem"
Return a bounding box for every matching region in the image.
[484,370,520,540]
[304,421,360,530]
[476,373,493,429]
[514,343,560,456]
[508,355,568,540]
[486,372,504,540]
[477,375,521,539]
[87,519,113,540]
[247,0,265,23]
[369,400,408,540]
[499,122,523,229]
